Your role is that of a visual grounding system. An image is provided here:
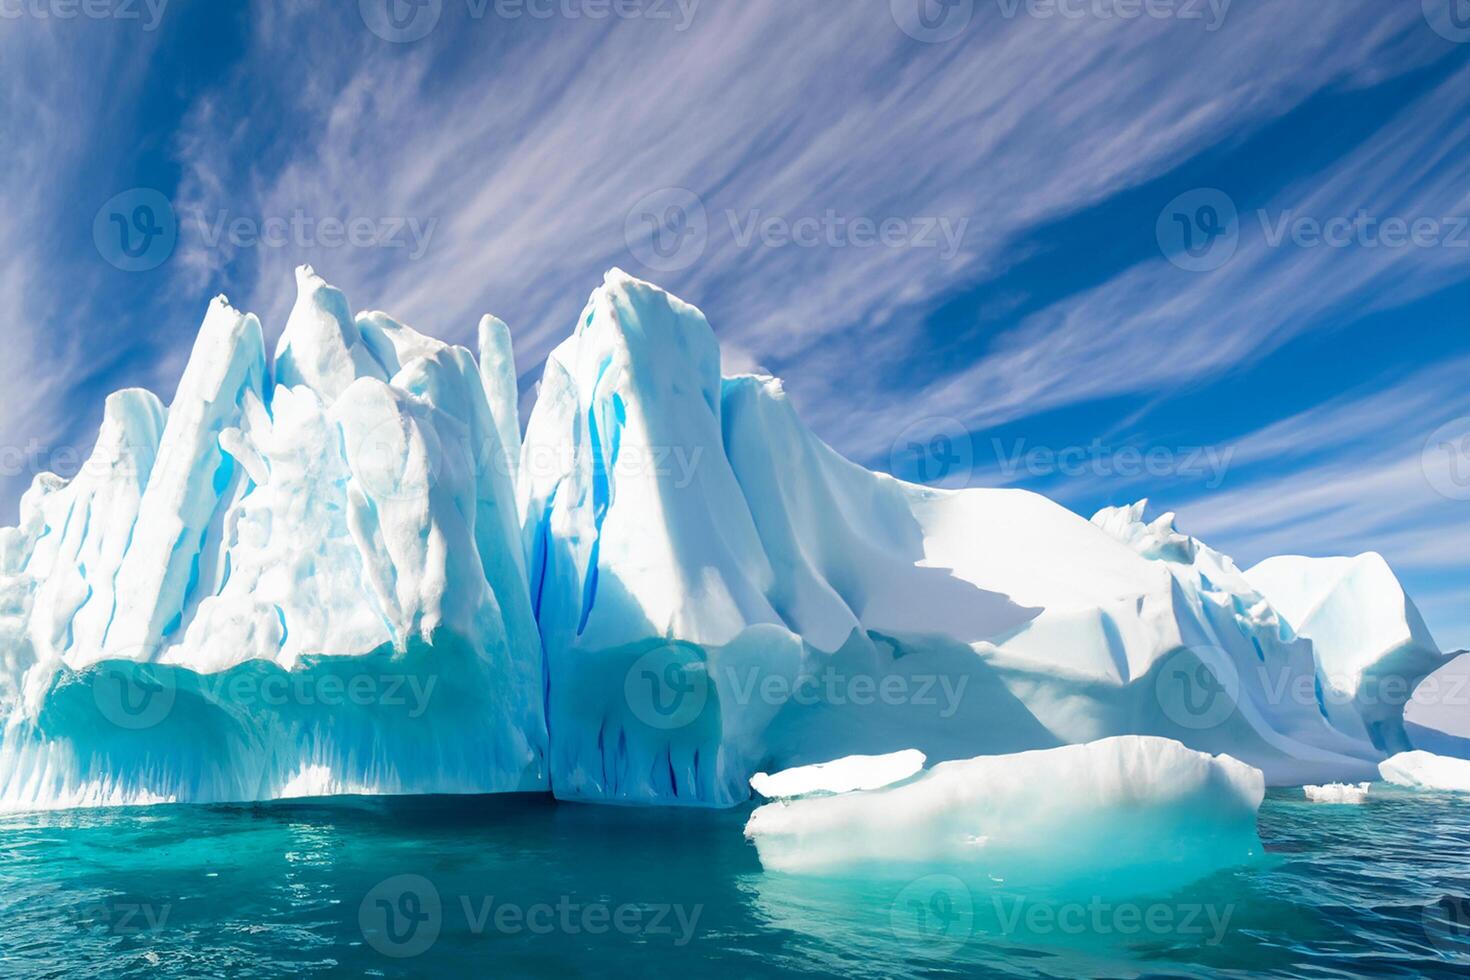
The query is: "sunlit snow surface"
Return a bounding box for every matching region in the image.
[0,267,1458,810]
[749,749,925,799]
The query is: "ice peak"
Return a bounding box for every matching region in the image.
[602,266,641,289]
[591,267,719,378]
[274,267,387,402]
[1091,499,1197,564]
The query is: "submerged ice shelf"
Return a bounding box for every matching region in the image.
[0,266,1459,812]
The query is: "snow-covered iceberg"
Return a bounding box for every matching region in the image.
[0,265,1456,812]
[744,737,1264,893]
[521,270,1453,805]
[0,268,545,809]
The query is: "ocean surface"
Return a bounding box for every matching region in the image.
[2,787,1470,978]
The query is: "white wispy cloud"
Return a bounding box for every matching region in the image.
[847,55,1470,452]
[0,19,166,502]
[165,0,1445,421]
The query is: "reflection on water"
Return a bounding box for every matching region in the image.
[2,788,1470,977]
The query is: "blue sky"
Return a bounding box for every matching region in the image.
[2,1,1469,645]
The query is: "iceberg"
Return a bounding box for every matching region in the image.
[750,750,925,800]
[0,265,1456,812]
[1379,750,1470,792]
[0,268,545,810]
[1303,782,1370,804]
[743,737,1264,893]
[521,270,1453,805]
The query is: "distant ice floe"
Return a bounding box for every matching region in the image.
[1304,782,1370,804]
[1380,751,1470,793]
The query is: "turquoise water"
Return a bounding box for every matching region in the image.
[3,788,1470,978]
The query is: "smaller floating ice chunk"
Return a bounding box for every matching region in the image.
[750,750,925,799]
[1379,751,1470,792]
[744,736,1264,893]
[1304,782,1369,804]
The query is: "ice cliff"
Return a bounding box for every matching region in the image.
[0,266,1454,810]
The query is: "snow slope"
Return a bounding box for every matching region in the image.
[0,268,544,809]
